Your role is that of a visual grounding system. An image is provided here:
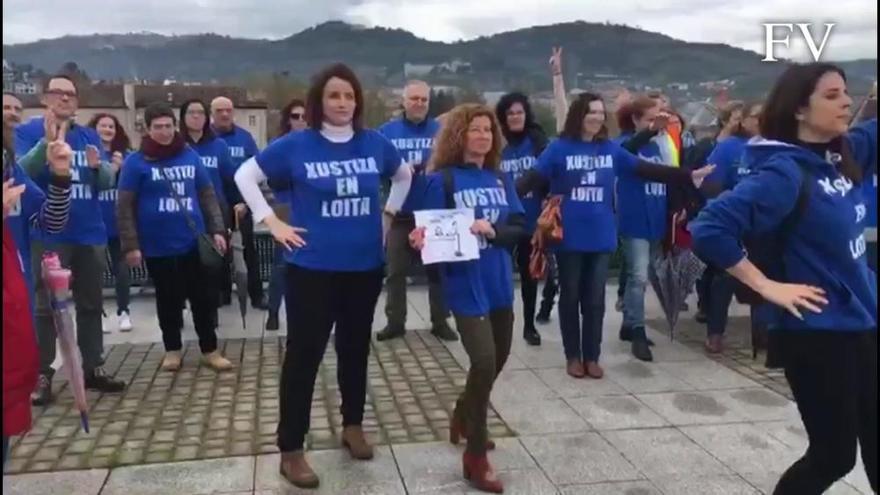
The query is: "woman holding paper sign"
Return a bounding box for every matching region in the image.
[411,103,527,494]
[233,64,412,489]
[517,81,714,380]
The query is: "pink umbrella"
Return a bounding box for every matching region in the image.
[42,252,90,433]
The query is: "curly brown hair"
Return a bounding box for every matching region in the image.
[428,104,504,173]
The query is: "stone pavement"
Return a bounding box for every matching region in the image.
[3,285,873,494]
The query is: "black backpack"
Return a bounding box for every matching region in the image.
[733,164,813,305]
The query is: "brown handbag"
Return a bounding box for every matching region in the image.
[528,195,564,280]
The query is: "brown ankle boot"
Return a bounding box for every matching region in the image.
[566,359,586,379]
[279,450,319,489]
[585,361,604,379]
[341,425,374,460]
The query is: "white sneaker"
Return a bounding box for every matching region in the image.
[118,311,133,332]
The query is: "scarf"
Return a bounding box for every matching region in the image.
[141,133,186,161]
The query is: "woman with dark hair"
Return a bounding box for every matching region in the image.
[117,102,232,373]
[495,91,553,345]
[88,113,133,333]
[523,47,713,379]
[408,103,525,493]
[179,99,237,312]
[692,63,877,494]
[234,63,412,488]
[265,97,307,330]
[698,101,764,353]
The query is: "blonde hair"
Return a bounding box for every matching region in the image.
[428,104,505,173]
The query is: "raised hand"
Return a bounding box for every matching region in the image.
[111,151,124,173]
[47,120,72,177]
[549,46,563,75]
[650,113,670,133]
[85,145,101,169]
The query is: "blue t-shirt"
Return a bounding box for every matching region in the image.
[215,125,259,204]
[378,117,440,213]
[117,148,212,258]
[98,149,129,239]
[5,162,47,296]
[705,136,750,192]
[535,137,640,253]
[500,136,542,233]
[15,117,107,245]
[191,138,236,207]
[255,129,403,271]
[691,125,877,332]
[614,133,669,241]
[866,171,877,230]
[421,166,525,316]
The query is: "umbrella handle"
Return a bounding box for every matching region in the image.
[235,213,240,232]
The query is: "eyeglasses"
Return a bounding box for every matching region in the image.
[45,89,78,98]
[289,113,304,121]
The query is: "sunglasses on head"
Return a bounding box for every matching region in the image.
[289,113,304,121]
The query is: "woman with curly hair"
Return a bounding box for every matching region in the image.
[410,104,526,493]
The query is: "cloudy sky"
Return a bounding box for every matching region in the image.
[2,0,876,61]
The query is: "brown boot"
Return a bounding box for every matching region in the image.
[279,450,319,489]
[566,359,585,379]
[705,334,723,354]
[585,361,604,379]
[341,425,374,460]
[161,351,182,372]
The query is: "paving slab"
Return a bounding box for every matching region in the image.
[100,456,254,495]
[520,432,642,485]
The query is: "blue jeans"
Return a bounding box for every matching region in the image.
[622,238,661,331]
[106,237,131,315]
[557,252,611,362]
[267,243,287,314]
[707,272,736,336]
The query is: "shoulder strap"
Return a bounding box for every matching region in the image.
[778,164,813,245]
[157,166,201,236]
[442,167,455,209]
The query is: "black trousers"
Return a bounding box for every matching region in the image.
[145,249,219,354]
[514,239,538,332]
[774,331,877,495]
[277,264,384,452]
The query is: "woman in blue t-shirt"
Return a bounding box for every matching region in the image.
[692,63,877,494]
[518,92,713,380]
[265,98,308,331]
[233,64,413,489]
[410,104,527,494]
[88,113,133,333]
[495,92,551,346]
[117,103,232,373]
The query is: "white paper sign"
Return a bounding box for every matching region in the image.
[414,208,480,264]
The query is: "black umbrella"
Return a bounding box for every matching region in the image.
[232,216,248,329]
[648,215,706,340]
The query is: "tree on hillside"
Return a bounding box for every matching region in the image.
[428,90,456,118]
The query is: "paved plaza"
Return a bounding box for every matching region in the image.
[3,285,873,494]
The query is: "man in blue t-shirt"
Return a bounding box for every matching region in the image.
[211,96,266,309]
[376,81,456,342]
[15,75,126,404]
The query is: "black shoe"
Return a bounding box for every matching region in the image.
[251,296,269,310]
[376,325,406,342]
[266,312,280,331]
[535,307,552,324]
[631,340,654,362]
[431,322,459,342]
[85,368,126,393]
[619,326,655,346]
[523,327,542,346]
[31,374,54,406]
[695,310,708,324]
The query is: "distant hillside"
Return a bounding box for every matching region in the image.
[4,21,876,97]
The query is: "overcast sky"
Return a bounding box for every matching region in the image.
[2,0,876,61]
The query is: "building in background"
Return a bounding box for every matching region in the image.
[19,83,269,147]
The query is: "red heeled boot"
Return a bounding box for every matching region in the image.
[462,452,504,493]
[450,415,496,450]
